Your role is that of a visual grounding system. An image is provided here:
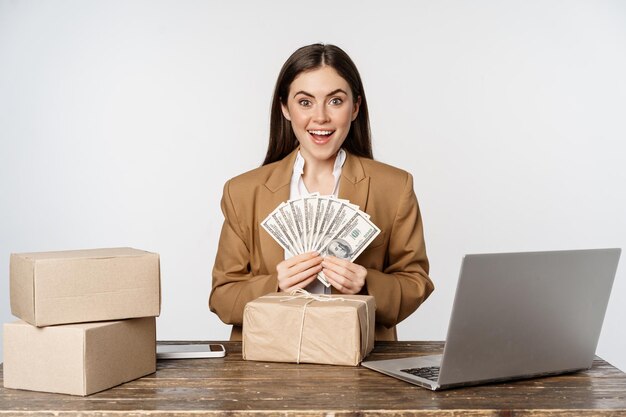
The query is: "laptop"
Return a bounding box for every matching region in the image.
[362,248,621,390]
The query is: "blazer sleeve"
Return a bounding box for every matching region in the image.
[364,172,434,328]
[209,180,278,326]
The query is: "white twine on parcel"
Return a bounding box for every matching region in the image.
[276,289,371,364]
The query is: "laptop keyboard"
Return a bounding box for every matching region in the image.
[400,366,440,381]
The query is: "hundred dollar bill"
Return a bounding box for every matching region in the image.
[302,194,319,252]
[319,211,381,262]
[278,203,304,254]
[261,209,299,257]
[309,196,329,253]
[288,198,307,253]
[311,198,340,251]
[313,200,358,287]
[315,200,357,253]
[332,196,366,217]
[314,202,359,287]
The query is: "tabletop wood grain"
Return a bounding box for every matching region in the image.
[1,341,626,416]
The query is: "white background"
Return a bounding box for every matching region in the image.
[1,1,625,371]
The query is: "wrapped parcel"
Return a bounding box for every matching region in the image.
[243,292,375,366]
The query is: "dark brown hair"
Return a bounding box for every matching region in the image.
[263,43,373,165]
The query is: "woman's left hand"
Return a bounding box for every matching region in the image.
[321,256,367,294]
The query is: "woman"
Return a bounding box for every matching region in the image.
[209,43,434,341]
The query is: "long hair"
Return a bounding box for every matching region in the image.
[263,44,373,165]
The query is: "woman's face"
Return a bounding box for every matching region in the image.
[281,66,360,164]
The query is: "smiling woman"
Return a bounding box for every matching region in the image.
[209,43,434,341]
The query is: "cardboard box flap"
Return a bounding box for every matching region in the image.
[17,247,153,261]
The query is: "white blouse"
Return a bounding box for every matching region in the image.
[289,148,346,199]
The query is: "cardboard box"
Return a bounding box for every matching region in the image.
[242,293,375,366]
[3,317,156,396]
[10,247,160,326]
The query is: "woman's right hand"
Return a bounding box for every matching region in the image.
[276,251,323,292]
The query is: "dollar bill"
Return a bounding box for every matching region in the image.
[314,200,357,253]
[288,198,306,252]
[311,198,340,251]
[277,203,304,254]
[309,196,329,253]
[261,208,299,257]
[333,197,367,217]
[319,211,381,262]
[302,194,319,252]
[315,208,379,286]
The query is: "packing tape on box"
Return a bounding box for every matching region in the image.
[277,289,371,364]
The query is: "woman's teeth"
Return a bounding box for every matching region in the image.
[308,130,333,136]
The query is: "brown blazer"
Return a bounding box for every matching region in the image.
[209,149,434,341]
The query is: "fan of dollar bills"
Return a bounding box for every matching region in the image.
[261,194,381,287]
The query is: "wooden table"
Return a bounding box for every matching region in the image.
[1,341,626,416]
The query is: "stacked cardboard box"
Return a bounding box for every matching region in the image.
[3,247,161,396]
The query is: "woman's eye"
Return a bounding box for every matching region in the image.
[329,98,343,105]
[299,99,312,107]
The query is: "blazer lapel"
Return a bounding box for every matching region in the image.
[338,152,370,212]
[258,149,298,270]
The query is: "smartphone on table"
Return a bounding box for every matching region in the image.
[156,343,226,359]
